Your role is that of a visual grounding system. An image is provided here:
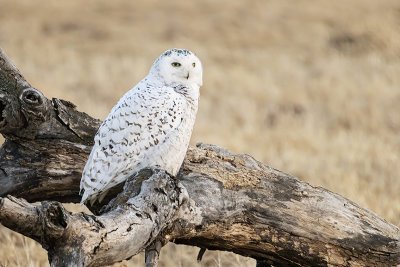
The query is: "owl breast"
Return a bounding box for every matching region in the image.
[141,94,198,176]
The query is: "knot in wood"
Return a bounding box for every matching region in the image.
[19,87,50,120]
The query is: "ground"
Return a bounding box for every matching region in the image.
[0,0,399,266]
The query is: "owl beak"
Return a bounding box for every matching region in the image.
[185,72,190,79]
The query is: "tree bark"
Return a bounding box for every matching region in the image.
[0,47,399,266]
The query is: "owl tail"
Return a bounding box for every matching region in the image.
[80,191,90,206]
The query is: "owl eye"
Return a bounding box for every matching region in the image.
[192,62,196,67]
[171,62,181,67]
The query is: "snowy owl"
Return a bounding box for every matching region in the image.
[80,48,202,205]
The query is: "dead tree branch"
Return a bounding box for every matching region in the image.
[0,47,399,266]
[0,168,182,266]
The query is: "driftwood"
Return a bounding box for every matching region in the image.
[0,47,399,266]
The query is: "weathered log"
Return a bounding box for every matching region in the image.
[0,47,399,266]
[0,168,182,267]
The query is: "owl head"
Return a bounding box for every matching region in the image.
[150,49,203,88]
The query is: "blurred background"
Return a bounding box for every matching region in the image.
[0,0,399,266]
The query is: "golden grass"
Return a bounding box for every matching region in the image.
[1,0,400,265]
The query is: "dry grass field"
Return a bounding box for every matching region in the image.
[1,0,400,266]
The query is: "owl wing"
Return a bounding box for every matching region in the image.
[80,83,186,205]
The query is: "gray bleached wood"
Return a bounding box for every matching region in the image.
[175,144,400,265]
[0,47,399,266]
